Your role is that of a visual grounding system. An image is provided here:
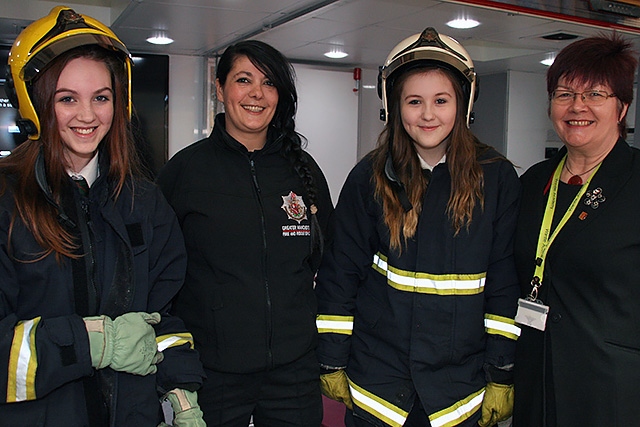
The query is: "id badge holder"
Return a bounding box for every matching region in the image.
[515,298,549,331]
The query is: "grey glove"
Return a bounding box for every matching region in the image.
[161,389,206,427]
[84,312,163,375]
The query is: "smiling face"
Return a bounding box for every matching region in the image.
[400,69,457,165]
[216,55,279,150]
[55,56,114,172]
[550,77,628,157]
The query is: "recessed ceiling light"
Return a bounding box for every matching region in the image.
[446,18,480,29]
[541,53,556,66]
[542,32,578,41]
[324,48,348,59]
[146,33,174,45]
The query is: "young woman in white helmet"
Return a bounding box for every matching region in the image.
[315,27,521,427]
[0,7,205,426]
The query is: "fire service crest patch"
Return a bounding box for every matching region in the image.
[281,191,307,223]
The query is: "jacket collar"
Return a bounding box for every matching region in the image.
[541,138,632,192]
[212,113,283,155]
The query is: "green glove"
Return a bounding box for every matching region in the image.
[478,382,514,427]
[84,312,163,375]
[320,369,353,410]
[164,389,206,427]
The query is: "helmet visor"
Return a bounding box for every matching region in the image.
[382,27,474,85]
[382,49,475,85]
[21,32,130,82]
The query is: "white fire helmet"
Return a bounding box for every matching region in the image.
[378,27,477,127]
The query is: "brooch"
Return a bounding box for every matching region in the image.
[583,187,605,209]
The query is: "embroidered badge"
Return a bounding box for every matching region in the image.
[281,191,308,223]
[583,187,605,209]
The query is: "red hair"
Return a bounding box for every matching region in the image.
[547,33,638,138]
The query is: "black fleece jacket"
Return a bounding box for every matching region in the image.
[157,114,333,373]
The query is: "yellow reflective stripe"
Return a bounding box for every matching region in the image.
[156,333,195,352]
[6,323,22,402]
[373,253,486,295]
[484,314,520,340]
[7,317,41,402]
[348,379,408,427]
[429,387,485,427]
[316,314,354,335]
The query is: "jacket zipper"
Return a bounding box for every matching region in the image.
[250,158,274,368]
[79,198,99,314]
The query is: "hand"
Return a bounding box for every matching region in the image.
[478,382,514,427]
[164,389,206,427]
[320,369,353,410]
[84,312,163,375]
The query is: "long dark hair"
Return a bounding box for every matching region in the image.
[0,45,139,261]
[216,40,324,263]
[372,66,490,251]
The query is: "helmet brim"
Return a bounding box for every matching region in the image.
[378,27,477,127]
[21,32,130,82]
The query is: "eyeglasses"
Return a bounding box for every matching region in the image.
[551,89,616,106]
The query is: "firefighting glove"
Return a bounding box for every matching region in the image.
[84,312,163,375]
[159,389,206,427]
[320,369,353,410]
[478,382,514,427]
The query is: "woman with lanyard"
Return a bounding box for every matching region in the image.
[513,33,640,426]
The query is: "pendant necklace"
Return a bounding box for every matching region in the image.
[564,161,600,185]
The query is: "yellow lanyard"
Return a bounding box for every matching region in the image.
[529,155,601,300]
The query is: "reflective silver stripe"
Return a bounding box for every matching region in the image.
[349,379,408,427]
[484,314,521,340]
[349,376,485,427]
[156,333,195,352]
[373,253,486,295]
[429,388,485,427]
[7,317,40,402]
[316,315,354,335]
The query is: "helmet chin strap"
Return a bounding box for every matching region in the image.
[35,148,76,228]
[384,129,413,213]
[384,153,413,213]
[17,119,38,137]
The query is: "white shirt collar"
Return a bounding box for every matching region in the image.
[68,153,99,187]
[418,153,446,171]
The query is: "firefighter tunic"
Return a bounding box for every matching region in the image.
[0,153,204,426]
[316,149,521,427]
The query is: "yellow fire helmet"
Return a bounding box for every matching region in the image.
[378,27,477,127]
[6,6,132,140]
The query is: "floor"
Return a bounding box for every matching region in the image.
[322,396,346,427]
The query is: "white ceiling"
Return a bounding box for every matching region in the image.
[3,0,640,77]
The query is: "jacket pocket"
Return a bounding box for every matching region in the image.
[125,222,146,250]
[605,338,640,355]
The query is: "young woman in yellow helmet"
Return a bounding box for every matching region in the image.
[0,7,205,426]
